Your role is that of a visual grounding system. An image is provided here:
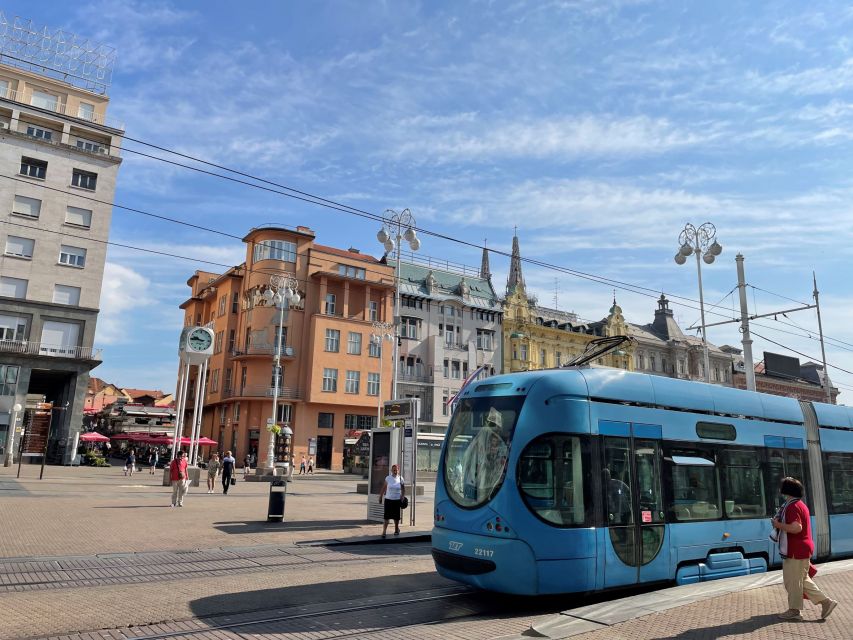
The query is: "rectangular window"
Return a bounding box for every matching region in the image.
[442,390,449,416]
[476,329,493,350]
[520,344,528,361]
[318,412,335,429]
[650,355,657,372]
[59,245,86,267]
[322,368,338,392]
[72,169,97,190]
[451,361,461,379]
[65,206,92,228]
[20,157,46,179]
[668,451,720,521]
[78,102,95,121]
[345,370,360,394]
[4,235,34,258]
[401,317,419,339]
[218,295,226,316]
[25,124,52,141]
[219,404,228,425]
[367,372,380,396]
[252,239,297,263]
[325,293,336,315]
[325,328,340,352]
[556,352,562,367]
[0,315,27,341]
[540,349,547,366]
[224,368,232,392]
[211,369,220,393]
[721,449,766,518]
[443,359,450,378]
[368,300,378,322]
[369,340,381,357]
[76,138,104,153]
[825,452,853,514]
[30,90,58,110]
[228,329,236,352]
[232,292,239,313]
[234,402,241,421]
[52,284,80,305]
[347,331,362,355]
[39,320,80,355]
[214,331,223,354]
[13,195,41,218]
[0,80,8,98]
[0,276,27,299]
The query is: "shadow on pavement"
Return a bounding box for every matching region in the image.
[92,505,174,509]
[213,519,368,534]
[659,613,824,639]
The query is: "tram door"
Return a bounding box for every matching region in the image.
[601,422,670,589]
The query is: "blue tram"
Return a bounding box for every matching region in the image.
[431,367,853,595]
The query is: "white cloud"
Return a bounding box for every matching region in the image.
[96,262,155,345]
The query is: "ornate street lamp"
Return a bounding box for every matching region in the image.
[674,222,722,383]
[371,321,394,425]
[376,209,421,399]
[262,273,300,472]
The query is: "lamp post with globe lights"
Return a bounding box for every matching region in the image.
[262,274,300,472]
[376,209,421,400]
[371,321,395,423]
[674,222,722,383]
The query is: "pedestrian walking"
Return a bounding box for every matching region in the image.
[206,453,221,493]
[299,455,307,475]
[379,464,406,538]
[243,454,251,478]
[221,451,236,494]
[169,451,189,507]
[307,457,314,474]
[124,449,136,477]
[148,448,159,474]
[772,477,838,621]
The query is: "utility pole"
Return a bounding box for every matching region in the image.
[813,272,833,404]
[735,254,756,391]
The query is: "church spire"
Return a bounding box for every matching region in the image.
[480,239,491,281]
[506,228,525,295]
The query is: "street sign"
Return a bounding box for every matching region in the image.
[383,399,416,420]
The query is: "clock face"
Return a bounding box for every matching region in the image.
[188,329,212,351]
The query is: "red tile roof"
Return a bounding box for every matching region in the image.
[313,244,383,264]
[122,389,165,400]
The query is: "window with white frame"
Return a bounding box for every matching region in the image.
[443,359,449,377]
[367,372,380,396]
[59,245,86,267]
[347,331,362,355]
[369,300,378,322]
[52,284,80,305]
[252,239,296,263]
[442,389,450,416]
[234,402,241,421]
[39,321,79,355]
[25,124,51,141]
[476,329,494,350]
[678,359,686,374]
[368,340,381,357]
[20,157,46,179]
[76,138,103,153]
[219,404,228,425]
[30,90,58,111]
[71,169,97,190]
[540,349,547,366]
[556,351,562,367]
[0,315,27,341]
[78,102,95,121]
[401,316,419,339]
[0,276,27,299]
[451,360,461,379]
[325,293,336,315]
[210,369,220,393]
[65,206,92,228]
[322,368,338,392]
[0,364,19,397]
[0,80,8,98]
[345,370,360,394]
[650,355,657,372]
[12,195,41,218]
[5,236,34,258]
[325,328,340,352]
[337,264,366,279]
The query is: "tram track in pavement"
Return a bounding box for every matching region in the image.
[0,539,432,592]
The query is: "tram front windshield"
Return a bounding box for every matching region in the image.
[443,395,524,508]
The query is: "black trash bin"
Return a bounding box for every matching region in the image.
[268,478,287,522]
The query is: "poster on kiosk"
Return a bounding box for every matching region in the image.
[366,398,419,524]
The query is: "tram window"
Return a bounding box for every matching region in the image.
[696,422,736,441]
[721,449,766,518]
[603,438,633,526]
[668,451,720,521]
[824,453,853,514]
[518,435,588,527]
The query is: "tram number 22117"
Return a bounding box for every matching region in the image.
[474,547,494,558]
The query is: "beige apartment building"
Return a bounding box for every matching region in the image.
[0,57,123,464]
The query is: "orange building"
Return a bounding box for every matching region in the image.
[179,225,395,470]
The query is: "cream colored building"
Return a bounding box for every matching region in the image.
[0,61,123,465]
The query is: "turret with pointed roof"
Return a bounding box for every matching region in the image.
[506,231,525,296]
[480,242,491,282]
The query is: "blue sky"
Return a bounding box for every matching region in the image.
[6,0,853,398]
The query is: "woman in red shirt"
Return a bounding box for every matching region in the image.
[772,477,838,621]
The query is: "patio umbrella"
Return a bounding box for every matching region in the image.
[79,432,110,443]
[196,437,218,446]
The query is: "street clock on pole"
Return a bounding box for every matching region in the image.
[178,326,214,364]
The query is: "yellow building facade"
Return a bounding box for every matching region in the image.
[501,234,634,373]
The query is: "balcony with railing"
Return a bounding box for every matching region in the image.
[230,343,296,359]
[397,371,434,384]
[0,86,124,130]
[223,384,303,401]
[0,339,101,360]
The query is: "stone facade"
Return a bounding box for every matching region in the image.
[0,63,122,464]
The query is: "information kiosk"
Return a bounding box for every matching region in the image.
[366,399,419,524]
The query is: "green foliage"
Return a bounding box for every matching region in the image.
[83,450,110,467]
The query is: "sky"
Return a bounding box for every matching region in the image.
[5,0,853,399]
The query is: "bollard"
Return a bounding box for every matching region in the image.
[268,477,287,522]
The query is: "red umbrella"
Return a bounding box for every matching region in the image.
[196,437,218,446]
[79,432,110,443]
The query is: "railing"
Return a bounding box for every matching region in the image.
[0,339,101,360]
[231,344,296,358]
[444,343,469,352]
[397,372,434,384]
[0,86,125,130]
[225,385,303,400]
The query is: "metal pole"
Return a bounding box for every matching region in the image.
[16,411,25,478]
[267,298,284,470]
[376,339,383,424]
[392,227,401,401]
[39,408,55,480]
[171,360,190,461]
[190,359,208,465]
[183,364,203,459]
[813,272,833,404]
[735,254,756,391]
[695,250,711,383]
[4,404,20,467]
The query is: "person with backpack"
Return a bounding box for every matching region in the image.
[772,477,838,621]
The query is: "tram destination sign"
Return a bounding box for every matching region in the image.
[383,399,417,421]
